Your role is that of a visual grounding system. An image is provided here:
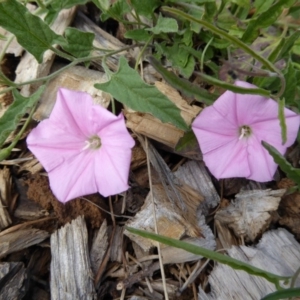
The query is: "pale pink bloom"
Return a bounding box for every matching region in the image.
[192,81,300,182]
[27,88,135,202]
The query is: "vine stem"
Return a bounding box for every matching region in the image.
[162,6,286,98]
[0,44,139,95]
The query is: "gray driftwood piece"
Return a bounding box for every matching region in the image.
[161,214,216,264]
[0,228,49,258]
[0,167,12,230]
[174,160,220,215]
[215,189,285,245]
[198,228,300,300]
[90,219,108,276]
[50,216,96,300]
[0,262,26,299]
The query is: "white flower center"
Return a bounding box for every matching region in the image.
[238,125,252,139]
[83,135,101,150]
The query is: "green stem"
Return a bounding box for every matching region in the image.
[290,266,300,288]
[134,35,153,70]
[161,6,285,97]
[0,44,138,95]
[194,71,271,97]
[49,46,75,62]
[201,37,213,72]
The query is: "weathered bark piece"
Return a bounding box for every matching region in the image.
[73,11,128,72]
[0,167,12,230]
[0,228,49,258]
[124,184,203,252]
[174,160,220,216]
[279,191,300,240]
[18,155,43,175]
[125,82,201,149]
[14,192,49,220]
[119,215,214,290]
[90,220,108,276]
[198,228,300,299]
[131,142,147,170]
[215,189,285,243]
[33,64,108,121]
[137,135,203,229]
[161,214,216,264]
[15,7,76,96]
[0,262,26,299]
[50,215,96,300]
[110,226,124,263]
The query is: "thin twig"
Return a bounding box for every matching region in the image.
[145,137,169,300]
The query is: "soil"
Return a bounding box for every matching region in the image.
[25,174,107,228]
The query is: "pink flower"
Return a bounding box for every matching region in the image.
[192,81,300,182]
[27,88,135,202]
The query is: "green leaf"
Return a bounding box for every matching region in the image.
[0,0,64,63]
[147,14,178,34]
[204,2,217,20]
[262,141,300,187]
[0,86,46,148]
[92,0,110,11]
[126,227,290,288]
[161,6,281,81]
[278,30,300,60]
[268,38,285,63]
[254,0,275,15]
[51,0,88,9]
[95,57,188,130]
[124,29,152,41]
[231,0,250,7]
[44,7,59,26]
[175,130,201,159]
[282,61,296,106]
[148,56,217,105]
[100,0,130,22]
[61,28,94,58]
[242,0,296,43]
[261,288,300,300]
[130,0,161,17]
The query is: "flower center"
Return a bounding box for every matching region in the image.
[238,125,252,139]
[83,135,101,150]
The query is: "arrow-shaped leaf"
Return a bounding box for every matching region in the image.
[95,57,188,130]
[0,0,64,63]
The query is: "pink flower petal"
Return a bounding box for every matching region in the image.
[192,80,300,182]
[192,105,238,136]
[27,120,84,172]
[91,104,128,133]
[202,138,251,179]
[49,88,95,137]
[94,146,132,197]
[48,151,99,202]
[27,88,135,202]
[246,135,277,181]
[252,110,300,150]
[99,113,135,148]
